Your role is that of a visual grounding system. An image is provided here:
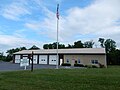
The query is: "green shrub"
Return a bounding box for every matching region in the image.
[85,65,92,68]
[74,64,84,67]
[2,56,12,62]
[98,63,105,68]
[61,63,71,66]
[75,60,77,64]
[92,65,98,68]
[85,64,99,68]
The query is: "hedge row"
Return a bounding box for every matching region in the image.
[61,63,105,68]
[61,63,71,66]
[61,63,84,67]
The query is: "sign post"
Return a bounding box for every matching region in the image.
[28,51,34,72]
[20,59,29,70]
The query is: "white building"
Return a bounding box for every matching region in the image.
[13,48,106,66]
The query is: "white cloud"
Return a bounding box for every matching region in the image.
[55,0,62,4]
[13,29,27,38]
[1,1,31,21]
[0,35,42,54]
[23,0,120,48]
[25,23,41,30]
[63,0,120,35]
[0,27,4,34]
[0,0,120,54]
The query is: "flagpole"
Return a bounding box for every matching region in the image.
[56,19,59,69]
[56,4,59,69]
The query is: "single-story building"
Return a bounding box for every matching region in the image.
[13,48,106,67]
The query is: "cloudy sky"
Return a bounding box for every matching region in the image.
[0,0,120,53]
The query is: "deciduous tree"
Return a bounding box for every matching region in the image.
[73,40,84,48]
[84,40,94,48]
[29,45,40,50]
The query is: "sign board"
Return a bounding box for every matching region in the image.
[20,59,29,67]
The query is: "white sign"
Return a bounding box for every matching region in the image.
[20,59,29,67]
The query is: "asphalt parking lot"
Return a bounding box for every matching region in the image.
[0,61,56,71]
[0,61,84,71]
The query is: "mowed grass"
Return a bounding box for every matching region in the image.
[0,66,120,90]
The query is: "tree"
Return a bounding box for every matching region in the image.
[84,40,94,48]
[6,47,27,57]
[0,52,4,56]
[20,47,27,51]
[59,44,65,49]
[73,40,84,48]
[98,38,117,65]
[43,44,49,49]
[29,45,40,50]
[107,49,120,65]
[52,42,57,49]
[6,47,27,62]
[0,52,4,61]
[98,38,105,48]
[66,44,74,48]
[53,42,65,49]
[6,49,18,57]
[48,44,53,49]
[98,38,116,53]
[43,42,65,49]
[104,39,116,53]
[43,43,54,49]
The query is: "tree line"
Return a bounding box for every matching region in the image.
[0,45,40,62]
[43,40,95,49]
[0,38,120,65]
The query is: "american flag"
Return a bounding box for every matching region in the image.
[56,4,59,19]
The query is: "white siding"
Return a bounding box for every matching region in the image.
[15,55,21,63]
[39,55,47,64]
[30,55,38,64]
[23,56,28,59]
[33,55,38,64]
[49,55,58,65]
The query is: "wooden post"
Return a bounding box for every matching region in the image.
[31,51,34,72]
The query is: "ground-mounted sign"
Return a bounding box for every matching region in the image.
[20,59,29,70]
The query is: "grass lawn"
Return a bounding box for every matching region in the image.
[0,66,120,90]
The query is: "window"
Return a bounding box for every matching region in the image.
[78,59,80,63]
[54,60,56,61]
[95,60,98,64]
[91,60,94,64]
[91,60,98,64]
[67,59,69,63]
[41,59,44,61]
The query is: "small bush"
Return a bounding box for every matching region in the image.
[92,65,98,68]
[3,56,12,62]
[74,64,84,67]
[75,61,77,64]
[85,64,99,68]
[85,65,92,68]
[98,63,105,68]
[61,63,71,66]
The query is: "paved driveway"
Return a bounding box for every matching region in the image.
[0,61,56,71]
